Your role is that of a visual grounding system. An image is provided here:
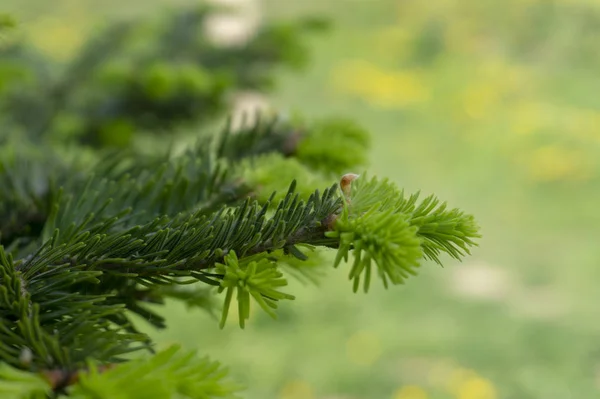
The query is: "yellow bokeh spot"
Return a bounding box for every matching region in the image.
[446,368,479,394]
[462,83,501,120]
[460,59,533,121]
[456,377,497,399]
[332,60,429,109]
[345,330,382,366]
[279,380,314,399]
[444,368,497,399]
[564,108,600,143]
[26,12,89,60]
[22,0,93,59]
[393,385,428,399]
[511,102,548,135]
[527,145,592,182]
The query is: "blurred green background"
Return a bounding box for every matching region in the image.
[6,0,600,398]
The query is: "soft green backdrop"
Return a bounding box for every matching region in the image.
[5,1,600,398]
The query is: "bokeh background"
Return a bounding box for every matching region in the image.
[5,0,600,398]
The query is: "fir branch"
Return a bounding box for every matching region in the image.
[293,118,371,175]
[216,115,371,177]
[0,2,482,394]
[216,251,295,328]
[215,114,299,161]
[0,244,151,370]
[0,6,328,148]
[1,136,479,372]
[326,174,480,292]
[345,174,481,264]
[67,345,242,399]
[36,180,341,278]
[0,362,51,399]
[0,157,59,248]
[0,180,343,367]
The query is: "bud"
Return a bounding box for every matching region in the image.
[340,173,359,196]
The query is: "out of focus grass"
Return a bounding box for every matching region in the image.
[6,0,600,398]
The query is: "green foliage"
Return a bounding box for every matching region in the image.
[344,175,480,265]
[231,116,371,202]
[235,153,328,202]
[295,118,371,175]
[0,363,50,399]
[326,175,480,292]
[216,252,295,328]
[0,6,326,147]
[68,345,241,399]
[151,285,217,319]
[0,118,347,369]
[328,204,423,292]
[0,5,479,398]
[276,245,325,286]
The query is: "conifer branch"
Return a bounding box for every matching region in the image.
[326,174,480,292]
[0,4,480,396]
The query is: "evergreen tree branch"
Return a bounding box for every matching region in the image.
[67,345,241,399]
[0,244,150,371]
[0,362,51,399]
[326,174,481,292]
[0,6,328,148]
[1,128,478,373]
[0,4,481,394]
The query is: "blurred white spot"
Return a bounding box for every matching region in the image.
[204,14,259,46]
[230,91,272,128]
[204,0,261,47]
[450,262,511,301]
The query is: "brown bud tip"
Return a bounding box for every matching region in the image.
[340,173,360,196]
[323,213,339,231]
